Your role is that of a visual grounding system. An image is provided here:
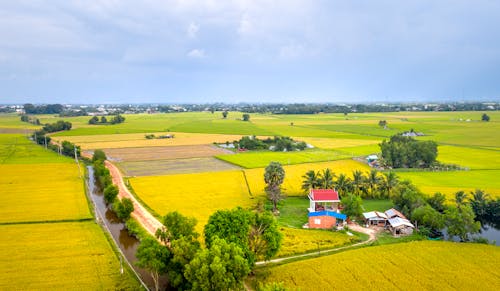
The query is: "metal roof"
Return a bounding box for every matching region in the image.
[308,210,347,220]
[363,211,388,220]
[385,208,406,219]
[309,189,340,201]
[388,217,414,228]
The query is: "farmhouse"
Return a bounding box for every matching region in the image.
[387,217,415,236]
[363,211,388,226]
[308,211,347,229]
[308,189,340,213]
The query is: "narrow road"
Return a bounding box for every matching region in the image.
[105,160,164,237]
[256,223,377,266]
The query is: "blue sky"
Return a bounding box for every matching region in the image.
[1,0,499,104]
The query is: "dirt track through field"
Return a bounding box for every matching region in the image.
[105,160,163,237]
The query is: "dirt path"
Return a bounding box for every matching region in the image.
[255,223,378,266]
[105,160,164,237]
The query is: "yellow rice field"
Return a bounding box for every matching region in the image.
[297,137,379,149]
[277,228,360,257]
[254,241,500,290]
[0,163,90,223]
[0,222,140,290]
[52,132,254,150]
[129,170,259,234]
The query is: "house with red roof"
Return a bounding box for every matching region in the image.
[307,189,345,229]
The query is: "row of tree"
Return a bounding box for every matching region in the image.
[20,114,40,125]
[233,136,307,152]
[302,169,399,199]
[92,151,134,221]
[23,103,64,114]
[380,134,438,168]
[88,114,126,125]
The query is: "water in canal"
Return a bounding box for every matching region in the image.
[86,166,168,290]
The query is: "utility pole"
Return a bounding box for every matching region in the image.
[74,145,78,162]
[44,135,47,149]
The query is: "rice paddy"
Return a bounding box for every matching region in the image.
[252,241,500,290]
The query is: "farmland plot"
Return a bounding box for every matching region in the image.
[0,134,71,164]
[254,241,500,290]
[0,163,90,223]
[104,144,231,162]
[118,157,240,176]
[0,222,140,290]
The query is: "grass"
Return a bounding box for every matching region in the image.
[0,163,91,223]
[216,149,352,169]
[0,222,141,290]
[362,199,394,212]
[252,241,500,290]
[271,197,309,228]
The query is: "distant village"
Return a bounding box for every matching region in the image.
[1,101,499,116]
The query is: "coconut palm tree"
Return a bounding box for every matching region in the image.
[264,162,285,213]
[454,191,468,208]
[319,168,336,189]
[381,171,399,198]
[334,173,352,195]
[301,170,321,193]
[352,170,366,196]
[366,169,381,198]
[470,189,490,218]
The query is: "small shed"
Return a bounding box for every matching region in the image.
[308,189,340,213]
[363,211,388,226]
[366,154,379,163]
[387,217,414,236]
[308,211,347,229]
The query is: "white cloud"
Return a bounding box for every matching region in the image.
[187,49,206,58]
[187,22,199,38]
[279,43,305,59]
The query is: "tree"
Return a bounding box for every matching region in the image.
[88,116,99,124]
[204,208,282,266]
[470,189,490,219]
[454,191,468,208]
[482,113,490,122]
[319,168,335,189]
[222,111,228,119]
[352,170,365,196]
[92,149,107,162]
[301,170,321,193]
[100,116,107,123]
[168,236,201,290]
[103,184,119,204]
[334,173,352,195]
[378,120,387,128]
[113,198,134,221]
[366,169,381,198]
[341,193,363,219]
[445,204,481,241]
[135,237,170,291]
[155,211,199,244]
[111,114,126,124]
[380,171,398,198]
[391,180,427,218]
[412,205,445,231]
[380,135,438,168]
[242,114,250,121]
[426,192,446,213]
[184,237,250,291]
[264,162,285,213]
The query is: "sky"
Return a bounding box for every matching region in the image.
[1,0,499,104]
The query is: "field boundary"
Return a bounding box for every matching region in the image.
[0,218,93,226]
[241,170,253,197]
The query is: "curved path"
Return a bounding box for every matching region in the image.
[105,160,164,237]
[256,223,378,266]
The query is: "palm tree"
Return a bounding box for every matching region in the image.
[381,171,398,198]
[319,168,336,189]
[455,191,468,208]
[352,170,366,196]
[470,189,490,218]
[301,170,320,193]
[334,173,352,195]
[366,169,381,198]
[264,162,285,213]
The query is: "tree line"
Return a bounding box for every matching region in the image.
[88,114,126,125]
[30,120,80,158]
[92,150,134,221]
[232,136,307,152]
[380,134,438,168]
